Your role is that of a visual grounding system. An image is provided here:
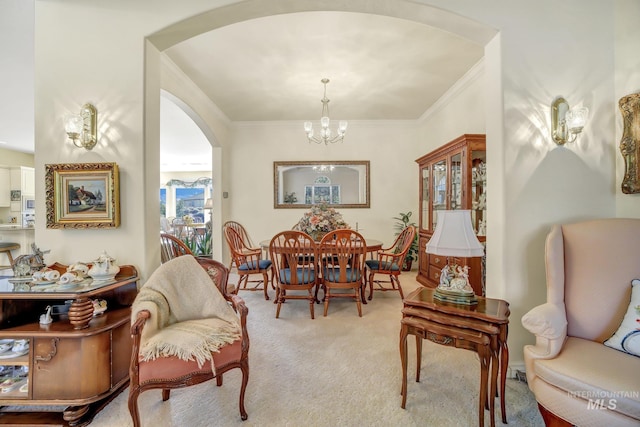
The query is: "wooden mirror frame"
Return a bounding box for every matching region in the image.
[274,161,370,209]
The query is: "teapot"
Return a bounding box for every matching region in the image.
[88,251,120,281]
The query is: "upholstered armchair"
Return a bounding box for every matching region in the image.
[128,256,249,426]
[522,218,640,427]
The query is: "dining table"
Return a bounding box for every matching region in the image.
[258,237,383,260]
[259,236,383,304]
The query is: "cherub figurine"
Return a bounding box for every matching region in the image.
[439,264,453,287]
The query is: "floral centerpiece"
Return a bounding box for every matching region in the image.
[297,203,349,241]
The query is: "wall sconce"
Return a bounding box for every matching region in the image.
[551,97,588,145]
[65,103,97,150]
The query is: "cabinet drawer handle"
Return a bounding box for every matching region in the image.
[427,333,452,345]
[434,257,440,264]
[35,338,59,363]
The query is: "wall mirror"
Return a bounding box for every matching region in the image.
[274,161,370,209]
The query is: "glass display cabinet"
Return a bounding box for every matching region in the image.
[415,134,486,295]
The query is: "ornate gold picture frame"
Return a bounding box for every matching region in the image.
[619,92,640,194]
[45,162,120,228]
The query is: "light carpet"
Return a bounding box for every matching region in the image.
[88,272,543,427]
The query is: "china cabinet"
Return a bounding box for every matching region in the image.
[0,263,138,426]
[415,134,486,295]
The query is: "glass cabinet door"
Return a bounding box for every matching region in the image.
[450,152,462,210]
[420,166,430,232]
[470,149,487,235]
[431,159,447,231]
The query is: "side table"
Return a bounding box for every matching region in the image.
[400,315,493,427]
[400,287,510,426]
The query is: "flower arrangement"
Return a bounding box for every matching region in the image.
[297,203,349,240]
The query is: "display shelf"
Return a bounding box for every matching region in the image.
[415,134,486,295]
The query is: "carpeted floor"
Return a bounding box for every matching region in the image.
[86,271,543,427]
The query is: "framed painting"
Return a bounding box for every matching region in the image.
[45,162,120,228]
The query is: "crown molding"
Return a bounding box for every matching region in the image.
[418,58,485,123]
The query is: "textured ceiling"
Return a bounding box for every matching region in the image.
[165,11,484,122]
[160,11,483,171]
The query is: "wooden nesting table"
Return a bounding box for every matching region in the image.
[400,287,510,427]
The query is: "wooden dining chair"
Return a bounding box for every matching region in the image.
[223,221,261,268]
[269,230,319,319]
[224,226,272,300]
[364,225,416,300]
[160,233,193,263]
[319,229,366,317]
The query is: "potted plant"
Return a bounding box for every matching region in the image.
[393,211,419,271]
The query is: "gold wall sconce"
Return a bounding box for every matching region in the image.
[65,103,97,150]
[551,97,588,145]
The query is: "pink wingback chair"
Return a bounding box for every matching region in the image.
[522,218,640,427]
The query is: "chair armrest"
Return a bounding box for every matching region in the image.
[241,248,261,256]
[131,310,151,336]
[129,309,151,382]
[522,302,567,359]
[229,294,248,316]
[378,250,396,257]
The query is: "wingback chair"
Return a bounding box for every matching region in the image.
[522,218,640,427]
[128,256,249,425]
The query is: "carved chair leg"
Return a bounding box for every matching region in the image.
[309,292,315,319]
[127,388,142,427]
[262,272,270,300]
[323,290,330,317]
[394,275,404,299]
[239,361,249,421]
[216,374,223,386]
[275,289,282,318]
[162,389,170,401]
[368,271,375,300]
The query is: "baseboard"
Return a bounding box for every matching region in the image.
[508,362,526,380]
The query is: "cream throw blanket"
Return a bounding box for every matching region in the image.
[132,255,241,369]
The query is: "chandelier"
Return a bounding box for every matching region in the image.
[303,78,348,145]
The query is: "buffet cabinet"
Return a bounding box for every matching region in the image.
[0,264,138,426]
[415,134,486,295]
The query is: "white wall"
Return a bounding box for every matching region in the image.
[31,0,638,368]
[228,121,419,249]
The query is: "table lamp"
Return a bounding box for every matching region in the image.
[425,210,484,305]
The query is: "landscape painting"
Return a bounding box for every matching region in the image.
[45,162,120,229]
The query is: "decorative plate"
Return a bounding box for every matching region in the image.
[0,348,29,359]
[31,280,56,286]
[0,340,13,353]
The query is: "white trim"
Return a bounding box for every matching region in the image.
[418,58,485,123]
[508,362,526,380]
[161,55,231,126]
